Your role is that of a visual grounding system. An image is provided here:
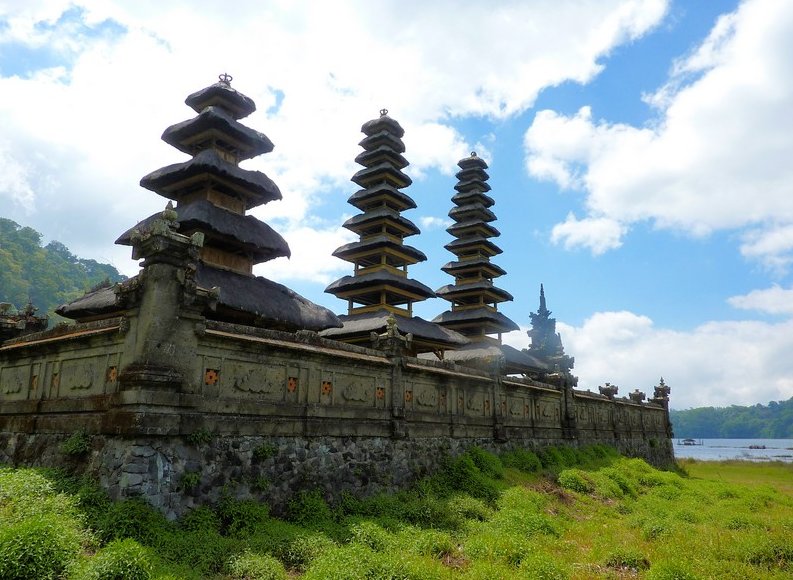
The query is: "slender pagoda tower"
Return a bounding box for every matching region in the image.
[526,284,574,373]
[60,74,339,332]
[322,110,467,355]
[433,153,545,373]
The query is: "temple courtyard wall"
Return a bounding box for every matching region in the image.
[0,317,673,518]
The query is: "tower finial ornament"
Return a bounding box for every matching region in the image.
[218,73,233,86]
[379,108,388,117]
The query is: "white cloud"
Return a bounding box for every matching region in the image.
[0,0,669,280]
[255,222,355,286]
[550,212,626,254]
[419,216,452,231]
[558,311,793,409]
[728,284,793,316]
[524,0,793,266]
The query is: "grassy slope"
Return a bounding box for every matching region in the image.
[1,447,792,579]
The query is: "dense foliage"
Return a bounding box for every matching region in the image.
[0,218,124,321]
[671,397,793,438]
[1,446,792,579]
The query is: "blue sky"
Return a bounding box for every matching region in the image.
[2,0,793,410]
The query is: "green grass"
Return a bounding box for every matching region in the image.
[1,446,792,578]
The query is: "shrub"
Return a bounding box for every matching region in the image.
[97,498,172,544]
[538,447,564,469]
[179,505,221,533]
[604,547,650,571]
[436,454,500,502]
[277,532,336,571]
[60,430,92,456]
[217,496,270,537]
[501,448,542,473]
[519,553,569,580]
[447,494,492,522]
[187,428,212,446]
[287,489,333,527]
[0,513,83,579]
[646,560,700,580]
[252,443,278,461]
[77,538,153,580]
[154,529,239,576]
[180,471,201,491]
[557,469,594,494]
[467,447,505,479]
[227,551,287,580]
[349,520,392,551]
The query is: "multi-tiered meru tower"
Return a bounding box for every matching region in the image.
[59,75,339,332]
[433,153,545,374]
[322,110,467,355]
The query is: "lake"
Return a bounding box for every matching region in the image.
[673,438,793,462]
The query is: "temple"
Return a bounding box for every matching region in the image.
[431,153,546,374]
[322,110,468,355]
[0,76,673,517]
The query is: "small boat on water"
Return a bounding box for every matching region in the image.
[679,438,703,446]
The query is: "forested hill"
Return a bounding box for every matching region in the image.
[0,218,125,321]
[670,398,793,438]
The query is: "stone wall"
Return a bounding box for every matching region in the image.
[1,313,673,518]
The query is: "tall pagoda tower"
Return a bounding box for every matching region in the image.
[432,153,545,373]
[61,74,339,332]
[322,110,467,355]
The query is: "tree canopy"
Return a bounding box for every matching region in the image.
[0,218,125,322]
[670,398,793,438]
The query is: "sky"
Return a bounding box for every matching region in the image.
[2,0,793,410]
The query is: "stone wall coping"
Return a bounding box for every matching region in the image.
[203,327,391,365]
[402,361,492,382]
[573,388,664,408]
[0,317,125,352]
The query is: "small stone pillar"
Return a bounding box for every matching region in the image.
[371,315,412,438]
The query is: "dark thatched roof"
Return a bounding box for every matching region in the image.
[196,265,340,331]
[56,286,119,320]
[444,235,502,256]
[347,185,416,212]
[185,81,256,119]
[351,162,412,189]
[451,190,495,207]
[140,149,281,209]
[432,306,519,333]
[325,270,435,301]
[441,258,506,278]
[448,203,497,222]
[332,235,427,264]
[433,342,548,374]
[342,207,420,237]
[360,114,405,138]
[446,219,500,239]
[115,200,290,263]
[354,146,408,170]
[162,106,274,160]
[320,308,469,349]
[358,130,406,154]
[435,280,513,303]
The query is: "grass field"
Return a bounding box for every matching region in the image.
[1,447,791,579]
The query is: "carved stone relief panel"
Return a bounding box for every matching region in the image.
[629,408,642,429]
[413,382,439,411]
[507,396,528,420]
[338,374,375,406]
[575,403,593,426]
[0,364,30,400]
[60,356,103,396]
[535,396,561,426]
[465,391,485,414]
[595,404,611,428]
[224,360,285,401]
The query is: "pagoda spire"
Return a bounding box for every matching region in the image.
[433,152,519,344]
[322,110,467,355]
[527,284,573,372]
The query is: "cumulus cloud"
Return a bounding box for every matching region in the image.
[558,311,793,409]
[419,216,452,231]
[550,212,626,254]
[0,0,669,280]
[524,0,793,267]
[727,284,793,316]
[503,310,793,409]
